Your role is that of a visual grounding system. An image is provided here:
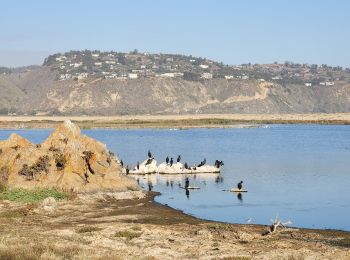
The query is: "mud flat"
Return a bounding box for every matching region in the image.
[0,113,350,129]
[0,191,349,259]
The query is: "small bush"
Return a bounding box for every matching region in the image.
[55,153,66,170]
[0,188,67,203]
[76,226,103,233]
[331,237,350,248]
[115,230,142,240]
[18,156,50,180]
[207,223,231,230]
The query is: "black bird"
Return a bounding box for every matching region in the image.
[170,157,173,166]
[237,181,243,190]
[215,160,224,168]
[126,165,129,175]
[185,177,190,189]
[184,162,188,169]
[137,162,139,170]
[166,156,169,164]
[177,155,181,163]
[120,160,124,167]
[197,158,206,167]
[148,150,152,158]
[145,158,153,165]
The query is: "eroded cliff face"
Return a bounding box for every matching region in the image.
[0,120,139,192]
[0,67,349,115]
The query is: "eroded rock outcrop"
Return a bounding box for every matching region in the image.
[0,120,139,192]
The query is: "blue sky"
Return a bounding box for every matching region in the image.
[1,0,349,67]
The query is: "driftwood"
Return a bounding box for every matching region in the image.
[262,214,293,236]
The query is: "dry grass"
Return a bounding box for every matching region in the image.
[0,113,350,129]
[0,244,81,260]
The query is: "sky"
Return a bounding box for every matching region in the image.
[1,0,349,67]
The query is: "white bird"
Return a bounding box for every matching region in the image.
[246,217,253,224]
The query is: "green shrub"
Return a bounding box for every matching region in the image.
[0,188,67,203]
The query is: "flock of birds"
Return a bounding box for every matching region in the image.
[119,150,244,193]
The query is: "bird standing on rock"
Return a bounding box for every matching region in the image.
[237,181,243,190]
[170,157,173,166]
[148,150,152,158]
[177,155,181,163]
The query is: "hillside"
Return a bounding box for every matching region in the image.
[0,51,349,115]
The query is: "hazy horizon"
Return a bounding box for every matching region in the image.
[1,0,349,68]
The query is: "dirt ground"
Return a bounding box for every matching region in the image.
[0,192,349,260]
[0,113,350,129]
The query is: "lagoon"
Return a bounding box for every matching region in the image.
[1,125,349,230]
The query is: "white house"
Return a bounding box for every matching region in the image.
[305,83,312,87]
[225,75,234,80]
[199,64,209,69]
[105,60,116,64]
[325,81,334,86]
[201,73,213,79]
[76,73,88,80]
[73,62,82,68]
[94,62,102,66]
[128,73,138,79]
[159,73,175,78]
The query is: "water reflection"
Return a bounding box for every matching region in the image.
[237,192,243,203]
[185,189,190,199]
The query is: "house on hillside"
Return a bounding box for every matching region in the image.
[159,73,175,78]
[201,73,213,79]
[325,81,335,86]
[128,73,138,79]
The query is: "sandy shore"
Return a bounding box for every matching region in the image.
[0,113,350,129]
[0,192,349,259]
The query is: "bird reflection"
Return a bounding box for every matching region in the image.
[170,181,174,188]
[185,189,190,199]
[148,181,153,191]
[215,176,224,183]
[237,192,243,203]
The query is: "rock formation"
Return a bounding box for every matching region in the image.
[0,120,139,192]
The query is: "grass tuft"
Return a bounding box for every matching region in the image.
[0,188,67,203]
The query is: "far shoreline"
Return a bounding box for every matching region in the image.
[0,113,350,129]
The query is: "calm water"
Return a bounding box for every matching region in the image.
[1,125,349,231]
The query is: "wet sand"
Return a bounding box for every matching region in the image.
[0,192,349,259]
